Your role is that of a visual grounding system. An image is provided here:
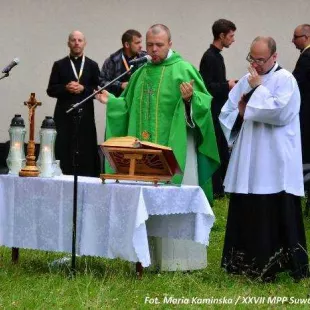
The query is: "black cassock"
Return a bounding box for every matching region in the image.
[47,55,100,177]
[293,47,310,164]
[199,44,230,195]
[222,192,309,282]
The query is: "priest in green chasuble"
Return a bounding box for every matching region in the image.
[97,24,220,271]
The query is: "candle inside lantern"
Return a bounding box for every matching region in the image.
[7,114,26,174]
[42,146,51,159]
[37,116,57,178]
[12,142,21,159]
[39,145,54,177]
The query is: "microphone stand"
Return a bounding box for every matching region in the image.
[66,65,133,276]
[0,73,9,81]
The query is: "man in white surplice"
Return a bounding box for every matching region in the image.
[219,36,309,281]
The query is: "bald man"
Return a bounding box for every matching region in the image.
[47,30,100,176]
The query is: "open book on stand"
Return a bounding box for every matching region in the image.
[100,136,182,184]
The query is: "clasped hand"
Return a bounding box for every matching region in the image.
[66,81,84,94]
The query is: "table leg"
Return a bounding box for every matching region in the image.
[12,247,19,263]
[136,262,143,279]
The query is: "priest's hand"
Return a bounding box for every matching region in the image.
[247,66,261,88]
[95,90,109,104]
[66,81,84,94]
[75,83,84,94]
[121,82,128,90]
[180,80,194,103]
[66,81,78,93]
[238,95,247,118]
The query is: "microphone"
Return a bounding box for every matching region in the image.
[128,55,151,66]
[2,58,20,74]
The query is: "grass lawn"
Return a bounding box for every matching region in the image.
[1,197,310,309]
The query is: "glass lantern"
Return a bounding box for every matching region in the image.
[6,114,26,174]
[37,116,57,177]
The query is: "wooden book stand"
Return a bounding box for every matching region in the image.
[100,136,181,184]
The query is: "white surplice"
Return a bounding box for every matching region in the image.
[219,63,304,196]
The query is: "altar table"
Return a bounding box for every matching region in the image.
[0,175,215,267]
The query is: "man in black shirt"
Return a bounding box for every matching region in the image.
[292,24,310,164]
[47,30,100,177]
[199,19,237,197]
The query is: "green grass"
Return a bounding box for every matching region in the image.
[1,197,310,309]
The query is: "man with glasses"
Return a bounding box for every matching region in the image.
[219,36,309,281]
[292,24,310,164]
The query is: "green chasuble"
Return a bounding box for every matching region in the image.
[105,51,220,203]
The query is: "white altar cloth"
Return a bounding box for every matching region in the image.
[0,175,215,267]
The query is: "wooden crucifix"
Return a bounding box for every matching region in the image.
[19,93,42,177]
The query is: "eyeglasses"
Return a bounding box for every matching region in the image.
[293,34,306,40]
[246,53,273,66]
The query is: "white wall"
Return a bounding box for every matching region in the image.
[0,0,308,143]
